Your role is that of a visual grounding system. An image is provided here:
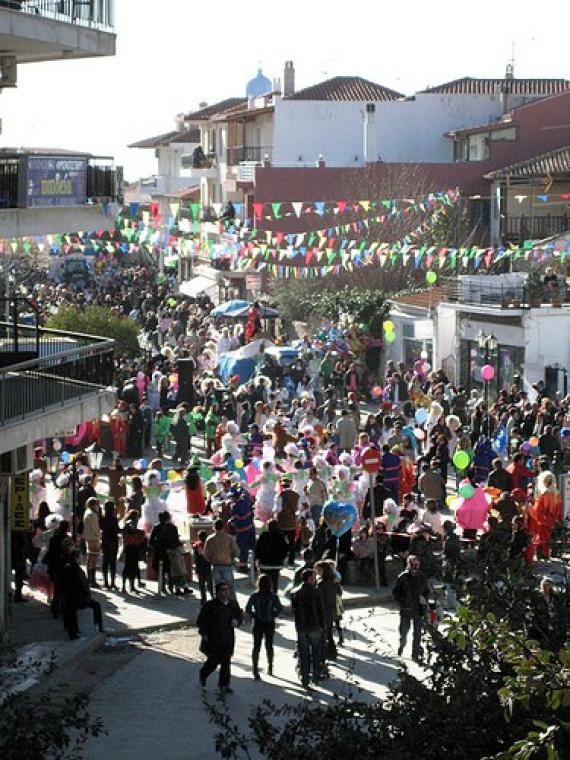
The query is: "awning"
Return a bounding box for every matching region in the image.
[178,275,218,298]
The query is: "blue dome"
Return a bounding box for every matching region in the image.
[246,68,272,98]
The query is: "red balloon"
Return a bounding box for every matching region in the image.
[372,385,383,398]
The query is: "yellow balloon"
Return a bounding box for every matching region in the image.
[446,493,457,508]
[234,459,244,469]
[168,469,179,480]
[384,320,394,332]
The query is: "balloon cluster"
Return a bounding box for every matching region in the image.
[383,320,396,344]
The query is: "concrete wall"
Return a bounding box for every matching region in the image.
[522,309,570,386]
[273,93,507,167]
[0,203,120,238]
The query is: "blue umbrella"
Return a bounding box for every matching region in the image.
[210,300,251,317]
[231,304,279,319]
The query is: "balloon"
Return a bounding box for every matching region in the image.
[413,428,425,441]
[458,483,475,499]
[529,436,539,448]
[168,469,180,480]
[52,439,62,451]
[61,451,70,464]
[415,407,428,424]
[372,385,383,398]
[426,271,437,284]
[481,364,495,381]
[322,501,357,538]
[383,320,394,332]
[169,374,178,384]
[167,298,176,307]
[385,331,396,344]
[453,450,471,470]
[561,427,570,439]
[234,459,244,469]
[446,494,458,508]
[521,442,532,454]
[358,322,369,333]
[420,350,428,360]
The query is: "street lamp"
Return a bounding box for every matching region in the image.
[85,441,104,471]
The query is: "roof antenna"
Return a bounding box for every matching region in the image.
[506,42,515,78]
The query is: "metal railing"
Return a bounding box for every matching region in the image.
[0,321,114,427]
[0,158,19,209]
[226,146,272,165]
[443,279,570,308]
[504,214,570,240]
[0,1,115,31]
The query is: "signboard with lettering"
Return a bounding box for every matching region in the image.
[24,156,87,207]
[10,473,29,532]
[246,273,262,292]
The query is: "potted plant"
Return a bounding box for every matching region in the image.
[527,268,543,308]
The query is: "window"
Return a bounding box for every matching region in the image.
[454,139,467,162]
[467,133,490,161]
[491,127,516,141]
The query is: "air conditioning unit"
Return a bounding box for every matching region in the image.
[0,56,17,88]
[0,444,33,475]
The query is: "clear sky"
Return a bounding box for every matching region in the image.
[0,0,568,181]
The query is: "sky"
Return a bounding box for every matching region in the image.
[0,0,568,181]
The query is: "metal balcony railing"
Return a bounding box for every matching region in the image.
[0,309,115,427]
[504,214,570,241]
[227,146,272,165]
[443,279,570,308]
[0,1,115,31]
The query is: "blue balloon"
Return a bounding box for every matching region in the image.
[322,500,357,538]
[138,458,148,470]
[415,407,428,425]
[61,451,70,464]
[562,427,570,439]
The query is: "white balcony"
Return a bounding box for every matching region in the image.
[137,175,201,197]
[0,0,116,63]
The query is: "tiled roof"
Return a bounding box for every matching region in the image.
[421,77,570,95]
[128,129,200,149]
[484,145,570,179]
[184,98,247,121]
[446,119,516,138]
[390,287,445,309]
[288,76,403,101]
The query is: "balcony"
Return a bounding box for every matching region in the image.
[0,151,118,236]
[137,175,203,197]
[503,214,570,242]
[227,146,272,166]
[443,275,570,309]
[0,300,115,451]
[0,0,115,63]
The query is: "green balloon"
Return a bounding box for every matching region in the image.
[458,483,475,499]
[453,450,470,470]
[358,322,369,333]
[426,271,437,284]
[385,331,396,343]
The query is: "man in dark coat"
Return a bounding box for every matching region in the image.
[170,406,190,465]
[197,581,243,694]
[362,473,392,522]
[61,550,104,640]
[393,554,430,662]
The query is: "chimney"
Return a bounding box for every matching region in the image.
[501,62,514,114]
[364,103,377,164]
[283,60,295,97]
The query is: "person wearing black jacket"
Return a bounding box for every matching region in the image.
[61,550,104,640]
[291,569,325,689]
[45,520,72,618]
[254,519,289,591]
[362,473,391,523]
[245,573,283,680]
[149,511,182,595]
[197,582,243,694]
[393,554,430,662]
[100,500,120,590]
[487,459,513,493]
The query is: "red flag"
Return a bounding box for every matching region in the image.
[337,200,347,214]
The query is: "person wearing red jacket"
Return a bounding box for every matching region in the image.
[526,471,563,560]
[507,453,534,491]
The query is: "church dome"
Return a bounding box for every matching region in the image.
[246,68,272,98]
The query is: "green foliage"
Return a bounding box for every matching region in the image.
[424,201,471,247]
[46,305,139,358]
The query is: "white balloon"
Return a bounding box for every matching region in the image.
[52,439,62,451]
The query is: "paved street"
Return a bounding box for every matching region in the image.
[81,604,417,759]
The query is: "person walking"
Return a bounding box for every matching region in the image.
[197,581,243,694]
[393,554,430,662]
[335,409,357,453]
[121,509,146,594]
[291,568,325,690]
[149,511,185,595]
[100,500,120,590]
[203,518,239,598]
[305,467,328,530]
[171,405,190,465]
[254,519,289,591]
[193,529,214,605]
[82,497,101,588]
[45,520,72,618]
[245,573,283,680]
[274,476,299,567]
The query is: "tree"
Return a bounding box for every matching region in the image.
[46,305,140,358]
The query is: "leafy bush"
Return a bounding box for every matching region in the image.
[46,306,140,358]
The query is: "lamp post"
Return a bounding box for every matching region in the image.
[477,331,498,432]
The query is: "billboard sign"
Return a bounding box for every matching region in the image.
[25,156,87,207]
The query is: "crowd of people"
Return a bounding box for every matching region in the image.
[12,257,569,690]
